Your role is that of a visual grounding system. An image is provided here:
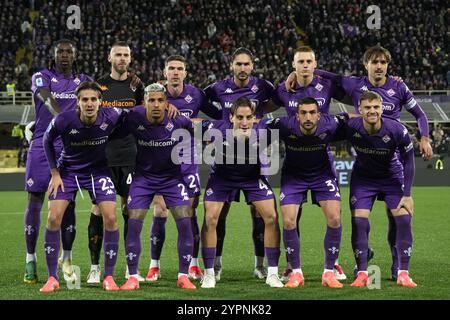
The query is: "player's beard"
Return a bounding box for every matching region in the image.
[373,70,385,82]
[113,62,128,76]
[236,72,249,82]
[301,122,316,133]
[169,78,181,87]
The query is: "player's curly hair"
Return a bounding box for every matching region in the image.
[50,39,80,79]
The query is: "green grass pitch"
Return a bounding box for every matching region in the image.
[0,187,449,300]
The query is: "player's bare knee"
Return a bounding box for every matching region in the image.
[262,211,278,227]
[171,205,192,219]
[391,208,410,218]
[46,213,62,230]
[327,215,341,228]
[205,213,219,229]
[154,203,168,217]
[128,209,146,220]
[282,216,297,230]
[102,213,117,230]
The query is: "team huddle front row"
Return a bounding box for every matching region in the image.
[37,80,417,292]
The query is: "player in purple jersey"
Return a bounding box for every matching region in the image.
[343,91,417,288]
[204,48,276,281]
[264,97,345,289]
[119,83,197,291]
[291,45,431,280]
[40,82,122,292]
[147,55,222,282]
[272,46,348,281]
[200,97,283,289]
[24,39,91,285]
[273,46,346,116]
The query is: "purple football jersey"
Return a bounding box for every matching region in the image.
[274,77,345,116]
[31,68,92,141]
[265,114,342,178]
[344,117,415,195]
[121,107,194,178]
[203,120,270,182]
[204,76,275,119]
[315,69,429,137]
[166,84,217,119]
[43,108,124,173]
[166,84,215,177]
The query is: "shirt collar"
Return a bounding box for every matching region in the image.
[293,76,319,91]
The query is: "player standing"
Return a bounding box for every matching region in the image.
[119,83,197,290]
[204,47,276,280]
[24,39,91,284]
[40,82,123,292]
[306,46,431,280]
[274,46,348,281]
[146,55,222,282]
[86,41,145,284]
[265,97,345,288]
[343,91,417,288]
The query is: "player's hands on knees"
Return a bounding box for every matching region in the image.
[167,103,180,119]
[285,71,297,92]
[48,170,64,198]
[419,137,433,160]
[397,196,414,216]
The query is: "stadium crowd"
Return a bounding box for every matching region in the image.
[296,0,449,91]
[1,0,449,92]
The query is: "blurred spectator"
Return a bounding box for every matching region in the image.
[0,0,448,92]
[432,124,444,147]
[30,0,298,88]
[0,1,28,93]
[294,0,448,90]
[18,139,29,168]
